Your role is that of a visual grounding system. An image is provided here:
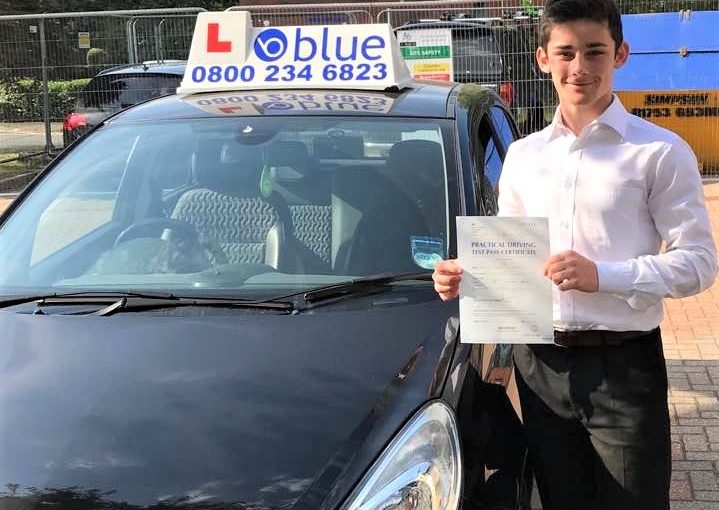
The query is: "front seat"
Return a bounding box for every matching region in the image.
[267,140,333,273]
[335,140,446,276]
[385,139,446,239]
[171,138,290,268]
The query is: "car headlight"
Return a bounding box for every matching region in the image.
[342,401,462,510]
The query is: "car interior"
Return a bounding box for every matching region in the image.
[4,118,451,293]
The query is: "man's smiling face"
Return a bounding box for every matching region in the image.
[536,19,628,116]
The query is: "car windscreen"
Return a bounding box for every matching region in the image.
[0,116,451,298]
[78,74,182,110]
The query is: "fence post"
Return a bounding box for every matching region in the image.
[154,23,161,62]
[39,18,53,154]
[158,18,168,62]
[127,18,137,63]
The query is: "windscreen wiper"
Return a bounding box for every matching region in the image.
[0,290,176,309]
[273,271,433,307]
[89,295,293,316]
[99,273,431,314]
[0,291,293,316]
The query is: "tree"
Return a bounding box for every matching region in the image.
[0,2,233,81]
[0,1,231,15]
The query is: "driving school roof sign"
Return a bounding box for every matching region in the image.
[177,11,412,94]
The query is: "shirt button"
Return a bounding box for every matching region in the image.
[565,180,572,188]
[562,222,569,229]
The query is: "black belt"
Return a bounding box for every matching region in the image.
[554,328,659,348]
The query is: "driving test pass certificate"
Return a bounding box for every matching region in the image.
[456,217,553,344]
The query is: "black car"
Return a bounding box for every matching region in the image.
[0,82,531,509]
[62,60,186,146]
[395,19,554,135]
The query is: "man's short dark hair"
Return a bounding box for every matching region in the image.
[539,0,623,51]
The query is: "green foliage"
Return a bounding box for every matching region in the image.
[0,78,89,121]
[0,0,231,14]
[521,0,541,16]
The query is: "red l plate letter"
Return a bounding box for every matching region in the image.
[207,23,232,52]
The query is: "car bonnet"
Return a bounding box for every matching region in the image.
[0,299,456,509]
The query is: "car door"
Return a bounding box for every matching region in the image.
[460,94,521,391]
[450,86,531,509]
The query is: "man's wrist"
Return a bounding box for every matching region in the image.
[596,260,633,294]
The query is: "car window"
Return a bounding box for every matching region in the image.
[80,74,182,110]
[469,113,501,216]
[0,117,452,297]
[483,136,502,192]
[490,106,517,150]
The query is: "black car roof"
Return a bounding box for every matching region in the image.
[108,79,475,122]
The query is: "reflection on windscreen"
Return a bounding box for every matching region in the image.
[0,117,450,296]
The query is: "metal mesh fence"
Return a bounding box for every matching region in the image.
[127,15,198,63]
[0,8,204,193]
[237,7,374,26]
[0,1,717,194]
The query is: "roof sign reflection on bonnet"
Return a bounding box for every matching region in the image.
[177,11,412,95]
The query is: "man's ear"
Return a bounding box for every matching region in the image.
[614,41,629,69]
[536,46,550,74]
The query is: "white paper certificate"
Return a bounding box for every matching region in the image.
[457,217,553,344]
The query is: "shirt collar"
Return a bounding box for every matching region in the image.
[545,94,629,143]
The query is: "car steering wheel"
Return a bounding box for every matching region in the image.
[113,218,200,248]
[113,217,230,267]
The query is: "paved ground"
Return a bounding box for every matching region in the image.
[663,181,719,508]
[0,122,63,151]
[2,184,719,507]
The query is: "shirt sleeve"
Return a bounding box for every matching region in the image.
[596,139,717,310]
[497,143,526,218]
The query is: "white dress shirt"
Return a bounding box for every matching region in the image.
[498,96,717,332]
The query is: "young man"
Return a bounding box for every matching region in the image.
[433,1,717,508]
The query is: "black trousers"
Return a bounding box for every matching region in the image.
[512,329,670,510]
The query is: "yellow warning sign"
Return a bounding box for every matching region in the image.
[413,62,451,74]
[78,31,91,49]
[617,90,719,172]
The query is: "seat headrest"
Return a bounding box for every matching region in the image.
[220,142,264,166]
[192,138,264,195]
[313,135,364,159]
[265,141,310,167]
[388,140,444,172]
[387,139,445,192]
[265,141,311,181]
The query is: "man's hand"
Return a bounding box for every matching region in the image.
[542,250,599,292]
[432,259,463,301]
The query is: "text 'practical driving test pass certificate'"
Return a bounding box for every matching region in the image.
[457,217,553,344]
